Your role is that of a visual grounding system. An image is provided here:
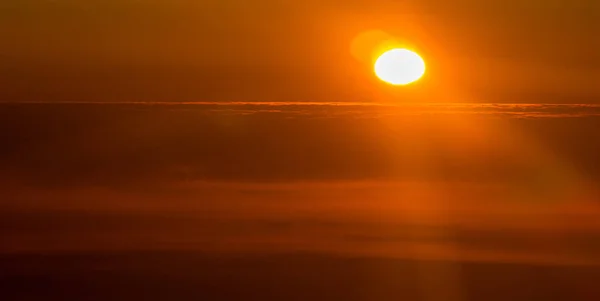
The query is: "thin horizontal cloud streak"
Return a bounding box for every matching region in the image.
[4,101,600,119]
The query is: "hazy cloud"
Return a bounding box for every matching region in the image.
[1,102,600,187]
[5,101,600,118]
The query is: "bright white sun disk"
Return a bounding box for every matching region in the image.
[374,48,426,85]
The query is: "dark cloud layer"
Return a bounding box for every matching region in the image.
[1,102,600,187]
[1,102,600,267]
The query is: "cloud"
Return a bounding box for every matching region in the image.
[2,179,600,264]
[5,101,600,119]
[1,101,600,188]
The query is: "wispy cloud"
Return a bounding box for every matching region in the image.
[4,101,600,119]
[2,179,600,264]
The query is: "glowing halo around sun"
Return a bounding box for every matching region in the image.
[374,48,426,85]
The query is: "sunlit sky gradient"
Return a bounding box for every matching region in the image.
[2,0,599,102]
[1,1,600,270]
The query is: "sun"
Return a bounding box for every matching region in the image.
[374,48,426,85]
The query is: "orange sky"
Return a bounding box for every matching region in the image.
[2,0,599,102]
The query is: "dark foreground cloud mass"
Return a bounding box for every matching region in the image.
[0,102,598,255]
[1,102,600,301]
[1,102,600,186]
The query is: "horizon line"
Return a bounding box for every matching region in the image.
[2,101,600,107]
